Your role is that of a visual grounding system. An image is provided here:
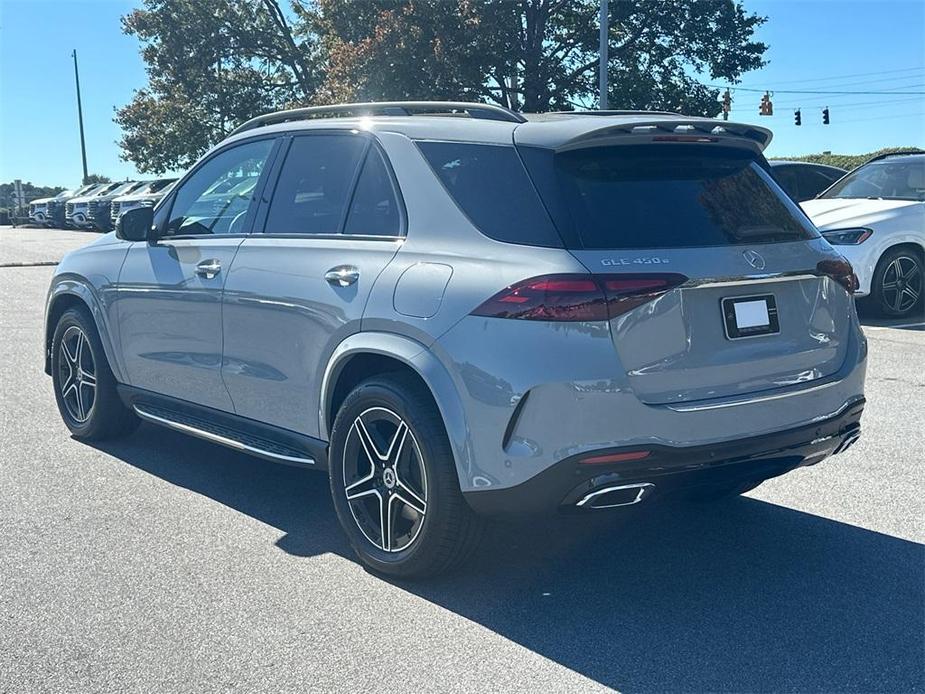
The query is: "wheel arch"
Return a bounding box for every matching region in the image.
[320,332,474,489]
[880,240,925,260]
[45,281,124,382]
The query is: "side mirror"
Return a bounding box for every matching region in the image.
[116,206,155,242]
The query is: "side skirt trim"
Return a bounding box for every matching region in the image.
[133,404,317,467]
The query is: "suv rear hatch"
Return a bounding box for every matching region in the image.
[517,139,855,405]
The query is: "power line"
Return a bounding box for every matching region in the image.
[775,95,924,111]
[745,65,924,87]
[772,85,925,108]
[825,111,925,125]
[703,83,925,95]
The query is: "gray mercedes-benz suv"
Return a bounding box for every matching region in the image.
[45,102,866,577]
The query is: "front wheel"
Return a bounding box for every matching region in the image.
[870,248,923,318]
[329,374,483,578]
[51,307,138,440]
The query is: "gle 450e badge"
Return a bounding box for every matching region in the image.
[601,257,670,266]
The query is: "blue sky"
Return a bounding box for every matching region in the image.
[1,0,923,188]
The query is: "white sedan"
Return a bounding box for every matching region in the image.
[802,152,924,318]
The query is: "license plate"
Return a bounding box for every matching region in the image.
[722,294,779,339]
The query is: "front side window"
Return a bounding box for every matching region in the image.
[531,145,816,249]
[821,158,925,201]
[167,138,274,236]
[263,134,366,235]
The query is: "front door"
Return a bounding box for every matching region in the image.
[116,137,277,411]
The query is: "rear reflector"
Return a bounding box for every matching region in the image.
[580,450,651,465]
[471,273,688,321]
[816,258,857,294]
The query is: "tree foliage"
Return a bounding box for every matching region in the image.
[308,0,767,114]
[118,0,769,171]
[116,0,320,173]
[0,182,65,209]
[770,147,925,172]
[83,173,112,185]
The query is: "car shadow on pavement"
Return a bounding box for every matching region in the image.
[91,423,925,693]
[857,303,924,330]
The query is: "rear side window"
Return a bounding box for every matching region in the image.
[524,145,817,249]
[264,134,366,235]
[418,142,562,247]
[344,147,402,237]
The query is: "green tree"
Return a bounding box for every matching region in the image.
[83,173,112,185]
[118,0,768,170]
[0,182,65,210]
[308,0,767,114]
[116,0,320,173]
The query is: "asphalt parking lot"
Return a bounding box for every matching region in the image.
[1,226,923,693]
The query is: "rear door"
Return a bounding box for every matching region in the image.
[520,143,854,405]
[221,132,403,437]
[117,137,277,411]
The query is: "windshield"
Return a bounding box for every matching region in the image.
[149,178,177,193]
[821,157,925,201]
[105,181,140,196]
[92,182,122,196]
[524,144,817,249]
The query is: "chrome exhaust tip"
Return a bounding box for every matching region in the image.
[833,429,861,455]
[576,482,655,510]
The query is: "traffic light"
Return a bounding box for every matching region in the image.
[794,109,801,126]
[822,107,830,125]
[721,89,732,121]
[759,91,773,116]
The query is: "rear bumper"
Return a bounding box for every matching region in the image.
[463,397,864,516]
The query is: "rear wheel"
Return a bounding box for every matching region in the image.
[329,374,483,578]
[871,247,923,318]
[51,307,138,440]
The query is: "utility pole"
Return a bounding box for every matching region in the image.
[72,50,89,184]
[599,0,609,110]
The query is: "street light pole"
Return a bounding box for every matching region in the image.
[72,50,89,184]
[599,0,609,110]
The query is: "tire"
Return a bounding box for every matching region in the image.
[870,247,924,318]
[329,374,484,579]
[51,307,138,441]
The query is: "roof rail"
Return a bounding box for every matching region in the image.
[230,101,526,136]
[546,109,683,117]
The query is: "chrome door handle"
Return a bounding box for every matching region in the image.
[325,265,360,287]
[195,259,222,279]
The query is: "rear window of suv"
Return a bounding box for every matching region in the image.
[521,144,817,249]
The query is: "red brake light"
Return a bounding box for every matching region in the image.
[580,450,651,465]
[816,258,857,294]
[471,273,688,321]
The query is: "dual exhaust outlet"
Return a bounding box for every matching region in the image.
[575,482,655,510]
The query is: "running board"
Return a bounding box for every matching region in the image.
[133,403,316,467]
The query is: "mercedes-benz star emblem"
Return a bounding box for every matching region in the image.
[743,250,766,270]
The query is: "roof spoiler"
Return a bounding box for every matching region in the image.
[559,119,773,152]
[230,101,526,136]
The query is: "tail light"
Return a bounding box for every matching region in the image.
[816,258,858,294]
[471,273,688,321]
